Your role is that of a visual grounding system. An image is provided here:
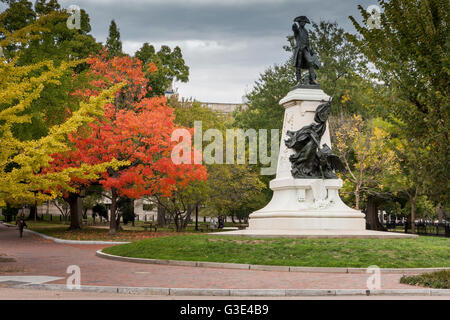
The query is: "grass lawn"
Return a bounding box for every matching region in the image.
[102,234,450,268]
[400,270,449,289]
[3,219,215,241]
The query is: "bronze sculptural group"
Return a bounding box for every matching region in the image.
[285,99,346,179]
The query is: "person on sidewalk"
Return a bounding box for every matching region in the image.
[16,211,27,238]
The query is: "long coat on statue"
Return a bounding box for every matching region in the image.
[293,25,320,69]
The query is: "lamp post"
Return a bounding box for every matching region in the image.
[195,205,199,231]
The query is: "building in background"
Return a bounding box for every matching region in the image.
[200,102,245,116]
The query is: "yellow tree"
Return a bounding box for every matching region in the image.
[331,115,400,230]
[0,16,126,207]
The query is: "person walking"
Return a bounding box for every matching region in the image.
[16,211,27,238]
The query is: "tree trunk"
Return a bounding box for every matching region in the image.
[109,188,118,235]
[68,193,82,230]
[355,185,360,210]
[27,205,38,220]
[131,199,135,227]
[410,195,416,234]
[365,197,386,231]
[115,211,122,231]
[157,205,167,227]
[437,203,444,223]
[181,205,194,231]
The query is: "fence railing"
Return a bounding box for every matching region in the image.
[385,221,450,237]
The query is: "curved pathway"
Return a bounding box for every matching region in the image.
[0,224,414,290]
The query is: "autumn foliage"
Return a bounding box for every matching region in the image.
[48,50,207,234]
[0,20,126,207]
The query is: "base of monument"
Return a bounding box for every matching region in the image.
[246,178,367,231]
[211,229,418,239]
[248,215,366,230]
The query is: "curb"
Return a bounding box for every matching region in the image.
[96,250,450,274]
[0,222,130,245]
[13,283,450,297]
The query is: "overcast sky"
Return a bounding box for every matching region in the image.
[1,0,375,103]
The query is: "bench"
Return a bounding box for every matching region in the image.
[142,223,158,232]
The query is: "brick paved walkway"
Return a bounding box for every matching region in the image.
[0,224,415,289]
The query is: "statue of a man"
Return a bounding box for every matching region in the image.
[292,16,320,87]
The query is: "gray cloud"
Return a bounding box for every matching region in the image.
[2,0,376,102]
[70,0,371,42]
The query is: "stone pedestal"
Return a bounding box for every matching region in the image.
[247,88,366,231]
[248,178,365,230]
[214,88,417,238]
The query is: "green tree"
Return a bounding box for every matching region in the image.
[233,61,293,133]
[0,0,102,141]
[349,0,449,204]
[117,196,135,225]
[205,164,265,222]
[0,0,36,57]
[385,121,435,233]
[92,203,108,222]
[332,115,400,230]
[105,19,122,57]
[135,43,189,97]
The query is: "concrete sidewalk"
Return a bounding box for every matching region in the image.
[0,223,444,296]
[1,282,447,297]
[1,287,448,300]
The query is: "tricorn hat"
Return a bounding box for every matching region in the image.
[294,16,310,23]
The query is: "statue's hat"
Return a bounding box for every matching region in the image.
[294,16,310,23]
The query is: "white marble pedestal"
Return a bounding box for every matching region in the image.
[248,177,366,231]
[248,88,365,232]
[215,88,416,238]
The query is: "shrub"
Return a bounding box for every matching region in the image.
[92,203,108,220]
[117,197,135,225]
[2,204,19,222]
[400,270,450,289]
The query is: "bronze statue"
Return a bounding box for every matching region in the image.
[285,99,345,179]
[292,16,320,87]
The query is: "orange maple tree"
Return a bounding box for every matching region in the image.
[49,50,207,234]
